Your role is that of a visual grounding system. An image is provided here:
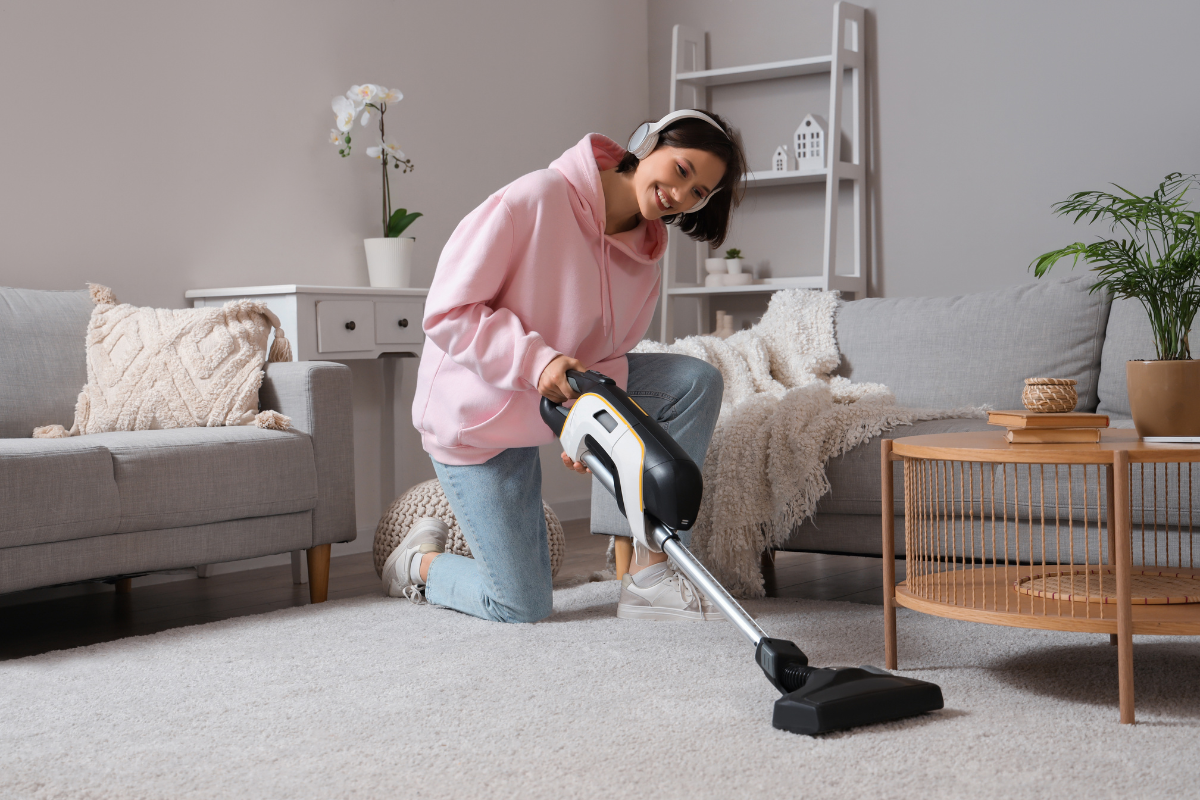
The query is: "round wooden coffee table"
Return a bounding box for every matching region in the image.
[880,429,1200,723]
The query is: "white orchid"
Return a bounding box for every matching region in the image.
[348,84,379,105]
[330,82,418,236]
[332,95,357,132]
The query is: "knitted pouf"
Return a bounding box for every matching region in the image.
[373,478,565,579]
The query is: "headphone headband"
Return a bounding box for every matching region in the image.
[626,110,728,213]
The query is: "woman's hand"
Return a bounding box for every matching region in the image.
[540,354,590,474]
[538,354,586,404]
[560,451,590,475]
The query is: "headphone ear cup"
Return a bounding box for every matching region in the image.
[627,122,657,160]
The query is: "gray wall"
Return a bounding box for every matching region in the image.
[0,0,649,565]
[649,0,1200,328]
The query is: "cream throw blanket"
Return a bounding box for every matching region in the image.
[35,284,293,438]
[633,290,985,597]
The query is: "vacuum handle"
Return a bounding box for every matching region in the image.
[565,369,615,395]
[540,369,616,437]
[539,396,569,437]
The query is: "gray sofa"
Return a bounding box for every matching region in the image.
[592,276,1197,569]
[0,287,356,601]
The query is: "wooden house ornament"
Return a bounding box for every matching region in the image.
[771,145,790,172]
[794,114,826,172]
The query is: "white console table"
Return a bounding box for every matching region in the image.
[184,284,429,584]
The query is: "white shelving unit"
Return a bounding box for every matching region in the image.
[658,1,868,342]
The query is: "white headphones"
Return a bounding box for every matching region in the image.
[626,109,727,213]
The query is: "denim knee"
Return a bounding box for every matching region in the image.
[692,359,723,398]
[487,587,553,624]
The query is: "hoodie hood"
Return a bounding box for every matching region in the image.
[549,133,667,265]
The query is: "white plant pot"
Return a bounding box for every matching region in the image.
[364,237,414,288]
[705,257,727,275]
[725,258,744,275]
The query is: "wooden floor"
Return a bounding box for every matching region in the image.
[0,519,903,661]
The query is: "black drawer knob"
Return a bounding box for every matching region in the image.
[345,321,356,331]
[398,318,409,328]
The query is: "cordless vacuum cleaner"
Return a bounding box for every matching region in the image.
[541,369,944,736]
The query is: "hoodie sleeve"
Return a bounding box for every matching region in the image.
[422,194,561,392]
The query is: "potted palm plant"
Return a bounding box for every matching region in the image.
[1032,173,1200,436]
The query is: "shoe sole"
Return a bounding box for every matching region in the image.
[381,547,408,598]
[617,603,705,621]
[381,521,448,598]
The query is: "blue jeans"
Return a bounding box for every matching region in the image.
[426,353,723,623]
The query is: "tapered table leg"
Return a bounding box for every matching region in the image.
[1112,452,1134,724]
[1106,464,1118,646]
[882,440,898,670]
[307,544,331,604]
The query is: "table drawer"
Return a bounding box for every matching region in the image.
[316,300,375,353]
[375,300,424,345]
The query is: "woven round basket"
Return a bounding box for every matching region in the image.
[1015,568,1200,604]
[1022,377,1078,413]
[372,478,565,579]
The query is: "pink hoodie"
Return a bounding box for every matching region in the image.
[412,134,667,466]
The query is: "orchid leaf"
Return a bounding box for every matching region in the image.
[386,209,423,238]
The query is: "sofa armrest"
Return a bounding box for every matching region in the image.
[260,361,356,547]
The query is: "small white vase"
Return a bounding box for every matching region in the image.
[364,237,414,288]
[725,258,744,275]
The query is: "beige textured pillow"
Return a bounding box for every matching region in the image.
[34,284,292,437]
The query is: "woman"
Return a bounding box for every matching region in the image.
[384,110,747,623]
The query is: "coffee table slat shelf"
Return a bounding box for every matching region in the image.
[881,430,1200,725]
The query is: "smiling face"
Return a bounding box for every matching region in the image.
[632,145,727,220]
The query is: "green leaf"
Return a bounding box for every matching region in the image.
[386,209,423,238]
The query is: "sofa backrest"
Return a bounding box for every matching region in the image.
[834,276,1111,411]
[0,287,92,438]
[1096,297,1198,419]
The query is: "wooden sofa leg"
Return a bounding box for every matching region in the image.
[307,544,331,604]
[115,577,132,594]
[614,536,633,578]
[761,549,777,597]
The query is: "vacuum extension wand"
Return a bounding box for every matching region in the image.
[584,447,766,645]
[543,369,944,735]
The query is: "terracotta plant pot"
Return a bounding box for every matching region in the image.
[1126,359,1200,437]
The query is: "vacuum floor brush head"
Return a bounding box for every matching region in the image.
[772,666,944,735]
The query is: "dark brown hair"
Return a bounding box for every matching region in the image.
[615,111,747,248]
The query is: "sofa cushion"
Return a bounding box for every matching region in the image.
[0,438,121,548]
[834,276,1110,411]
[1096,296,1199,419]
[0,287,92,438]
[86,426,319,534]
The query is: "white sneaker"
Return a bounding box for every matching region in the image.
[382,517,448,602]
[617,563,725,621]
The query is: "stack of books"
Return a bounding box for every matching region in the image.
[987,410,1110,443]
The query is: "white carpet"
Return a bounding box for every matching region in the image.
[4,582,1199,800]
